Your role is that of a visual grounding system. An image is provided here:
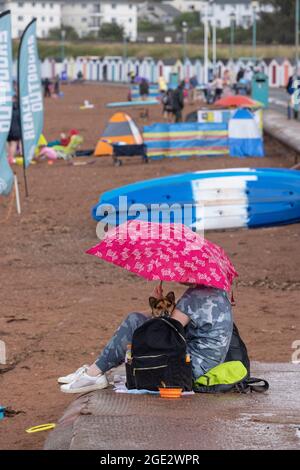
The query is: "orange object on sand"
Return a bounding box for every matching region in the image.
[94,112,143,156]
[159,388,182,399]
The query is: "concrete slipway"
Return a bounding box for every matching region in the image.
[45,363,300,450]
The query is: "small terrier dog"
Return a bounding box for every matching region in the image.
[149,292,176,318]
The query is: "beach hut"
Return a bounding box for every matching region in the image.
[282,59,293,87]
[174,59,183,81]
[165,59,178,83]
[259,60,268,76]
[114,57,124,82]
[101,57,110,81]
[140,58,152,82]
[132,59,140,77]
[149,58,156,83]
[194,59,202,83]
[157,59,165,81]
[268,59,281,87]
[183,58,192,80]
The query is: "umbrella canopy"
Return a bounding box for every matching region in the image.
[87,221,238,292]
[216,96,263,109]
[134,76,149,83]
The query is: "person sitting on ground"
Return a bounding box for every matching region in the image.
[58,282,233,394]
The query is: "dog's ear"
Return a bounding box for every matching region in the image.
[166,292,175,303]
[149,297,158,309]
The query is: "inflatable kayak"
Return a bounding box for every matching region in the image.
[91,168,300,230]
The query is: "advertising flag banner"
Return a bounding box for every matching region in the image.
[0,11,14,196]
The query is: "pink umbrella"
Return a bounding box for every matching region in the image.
[87,221,238,292]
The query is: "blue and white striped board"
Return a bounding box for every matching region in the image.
[91,168,300,231]
[106,100,159,108]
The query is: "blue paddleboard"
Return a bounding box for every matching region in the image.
[106,100,159,108]
[91,168,300,230]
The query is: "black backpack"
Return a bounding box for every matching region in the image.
[126,316,193,391]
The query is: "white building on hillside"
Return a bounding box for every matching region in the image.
[61,1,138,40]
[164,0,273,29]
[0,1,61,38]
[0,1,138,40]
[209,0,274,29]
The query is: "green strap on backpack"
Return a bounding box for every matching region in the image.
[194,361,269,394]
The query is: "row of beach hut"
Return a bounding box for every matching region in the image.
[36,56,295,88]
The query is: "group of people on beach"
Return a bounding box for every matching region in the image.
[43,75,61,98]
[161,81,185,123]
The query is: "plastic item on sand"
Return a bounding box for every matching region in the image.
[80,100,94,110]
[159,388,182,399]
[26,423,56,433]
[0,406,5,420]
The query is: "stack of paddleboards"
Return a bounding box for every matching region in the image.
[91,168,300,231]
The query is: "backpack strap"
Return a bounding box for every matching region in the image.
[245,377,269,393]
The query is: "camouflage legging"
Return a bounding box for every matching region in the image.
[96,313,148,373]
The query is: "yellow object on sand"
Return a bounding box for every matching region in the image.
[34,134,48,156]
[26,423,56,434]
[15,157,36,166]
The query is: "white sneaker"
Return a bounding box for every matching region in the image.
[60,372,109,394]
[57,365,88,384]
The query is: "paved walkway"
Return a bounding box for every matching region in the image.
[264,109,300,163]
[45,363,300,450]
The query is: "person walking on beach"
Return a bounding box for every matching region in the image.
[54,75,60,96]
[189,75,198,104]
[139,78,149,100]
[44,78,51,98]
[7,95,21,165]
[287,72,300,120]
[59,283,233,394]
[162,89,174,122]
[211,75,224,102]
[172,81,185,123]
